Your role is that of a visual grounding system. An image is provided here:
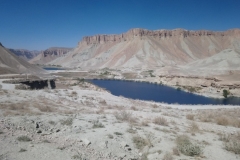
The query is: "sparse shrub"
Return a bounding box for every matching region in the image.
[48,120,56,125]
[71,91,77,96]
[141,153,148,160]
[107,134,113,139]
[132,136,149,150]
[157,150,162,154]
[141,120,149,126]
[114,132,123,135]
[99,100,106,105]
[42,139,51,143]
[77,78,85,83]
[19,148,27,152]
[186,114,194,120]
[233,119,240,128]
[225,139,240,154]
[163,152,173,160]
[57,146,66,150]
[72,154,87,160]
[17,136,32,142]
[38,105,54,112]
[153,116,168,126]
[176,135,203,156]
[219,133,231,142]
[61,118,73,126]
[127,128,137,134]
[223,89,230,98]
[92,120,104,128]
[96,108,105,114]
[131,106,138,111]
[177,87,181,91]
[189,122,199,133]
[114,111,136,123]
[188,87,196,92]
[216,116,229,126]
[220,132,240,154]
[172,147,180,156]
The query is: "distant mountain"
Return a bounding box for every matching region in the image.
[0,43,45,74]
[9,49,41,61]
[29,47,72,65]
[49,28,240,73]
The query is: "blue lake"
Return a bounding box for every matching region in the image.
[90,79,240,105]
[44,67,65,70]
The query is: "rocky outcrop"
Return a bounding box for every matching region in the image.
[42,47,72,57]
[79,28,240,45]
[30,47,72,65]
[9,49,40,60]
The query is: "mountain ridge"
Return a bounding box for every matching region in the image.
[48,28,240,73]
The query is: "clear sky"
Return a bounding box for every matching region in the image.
[1,0,240,50]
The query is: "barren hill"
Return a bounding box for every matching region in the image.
[0,43,45,74]
[9,48,40,61]
[50,28,240,73]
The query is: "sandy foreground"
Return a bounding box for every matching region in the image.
[0,75,240,160]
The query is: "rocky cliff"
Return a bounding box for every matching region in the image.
[42,47,72,57]
[79,28,240,45]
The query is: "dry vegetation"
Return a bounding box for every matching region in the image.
[197,108,240,128]
[132,136,150,150]
[176,135,203,156]
[219,132,240,154]
[186,114,195,120]
[114,110,137,123]
[153,116,169,126]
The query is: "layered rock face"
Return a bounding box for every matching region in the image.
[48,28,240,73]
[9,49,40,61]
[79,28,240,45]
[30,47,72,65]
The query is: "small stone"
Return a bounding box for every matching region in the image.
[36,123,39,129]
[120,141,128,148]
[36,130,42,134]
[82,139,91,146]
[105,141,108,148]
[125,147,131,151]
[56,129,60,132]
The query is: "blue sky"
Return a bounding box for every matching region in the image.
[1,0,240,50]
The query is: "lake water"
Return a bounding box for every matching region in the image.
[44,67,65,70]
[90,79,240,105]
